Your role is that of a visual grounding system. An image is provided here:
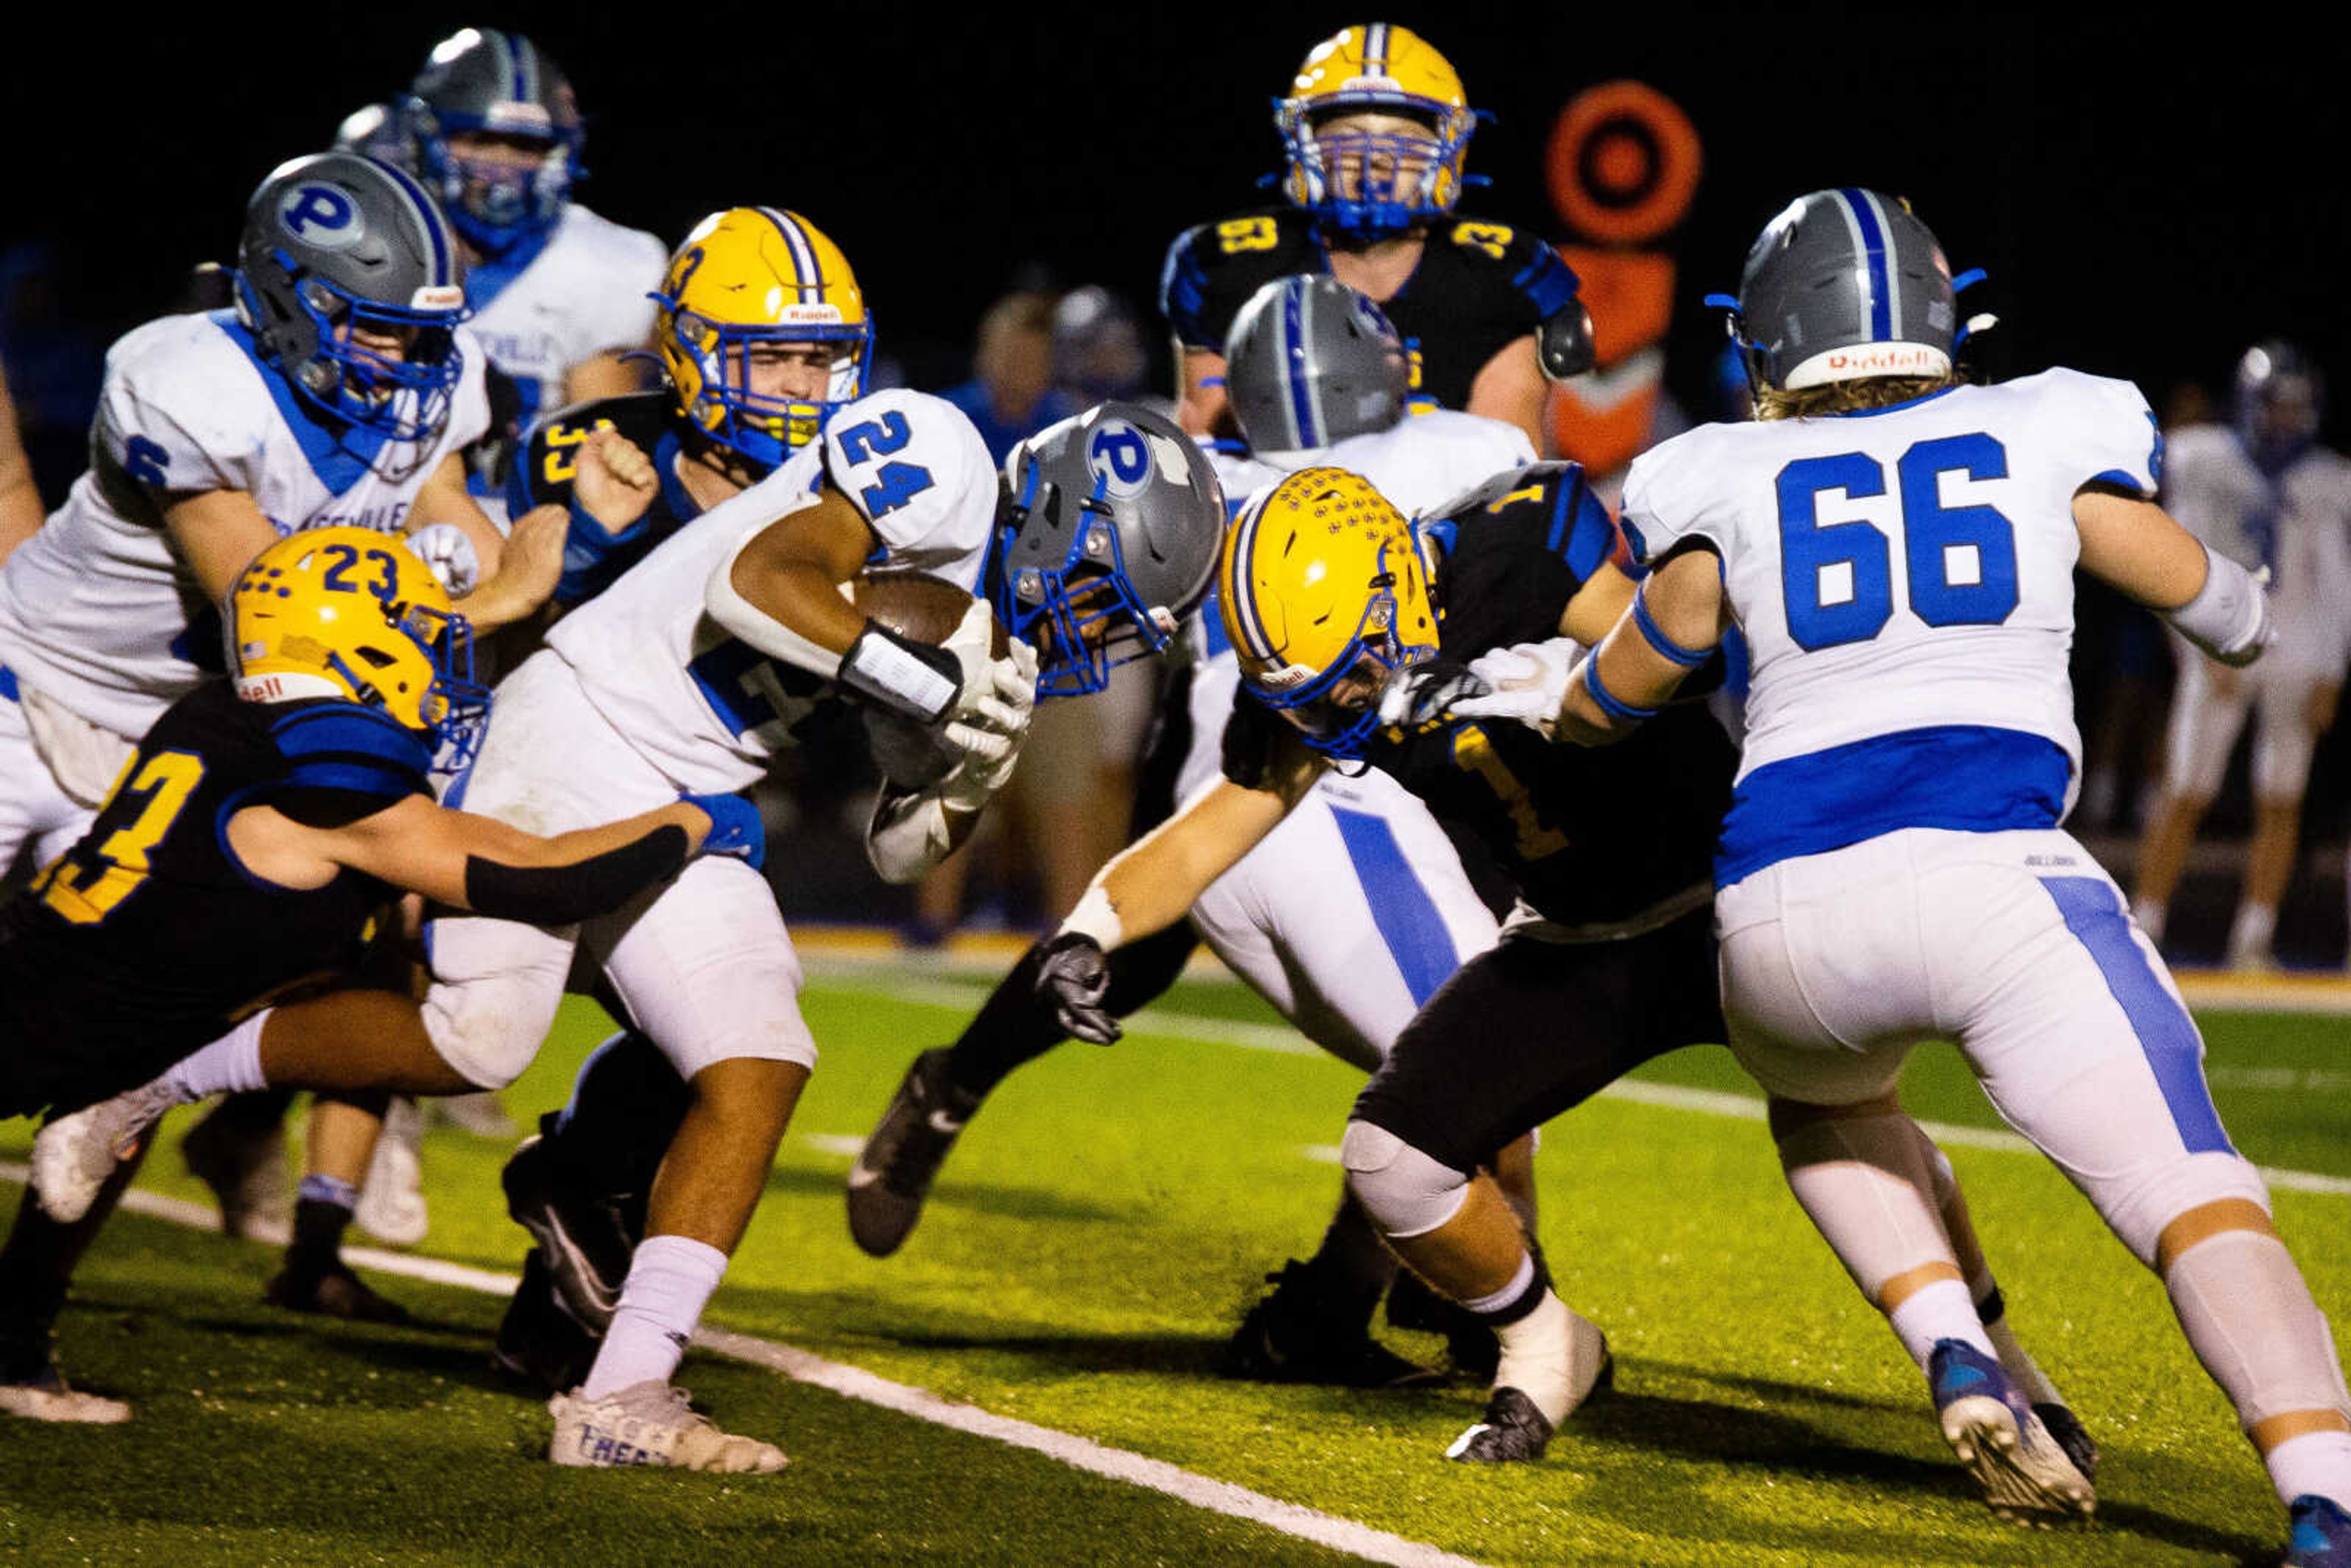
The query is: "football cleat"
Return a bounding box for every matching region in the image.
[1225,1259,1441,1389]
[1928,1339,2095,1522]
[549,1379,788,1474]
[0,1330,130,1425]
[846,1049,980,1258]
[491,1250,601,1395]
[2288,1494,2351,1567]
[1445,1386,1556,1464]
[181,1104,292,1240]
[265,1262,413,1325]
[2033,1400,2099,1484]
[353,1095,430,1248]
[29,1078,182,1223]
[502,1133,635,1332]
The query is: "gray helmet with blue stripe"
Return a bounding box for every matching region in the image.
[1720,189,1959,392]
[235,151,470,443]
[1223,275,1409,453]
[405,28,583,253]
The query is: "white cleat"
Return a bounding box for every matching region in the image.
[30,1078,184,1223]
[353,1096,430,1247]
[549,1379,788,1474]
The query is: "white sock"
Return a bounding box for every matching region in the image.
[2132,895,2168,947]
[579,1234,729,1401]
[1491,1291,1607,1427]
[164,1012,271,1101]
[2229,902,2278,957]
[2266,1430,2351,1510]
[1887,1277,1997,1369]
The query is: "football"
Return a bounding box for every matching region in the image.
[852,571,1005,788]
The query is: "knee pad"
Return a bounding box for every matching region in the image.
[421,967,563,1090]
[2169,1226,2351,1430]
[1341,1119,1471,1240]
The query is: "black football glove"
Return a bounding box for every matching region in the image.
[1036,931,1120,1045]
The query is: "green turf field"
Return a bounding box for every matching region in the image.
[3,955,2345,1566]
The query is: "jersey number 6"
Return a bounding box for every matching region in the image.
[1775,432,2019,651]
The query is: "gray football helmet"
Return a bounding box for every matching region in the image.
[404,28,583,255]
[1715,189,1961,393]
[234,151,470,443]
[993,402,1227,696]
[2234,340,2325,465]
[1223,274,1409,452]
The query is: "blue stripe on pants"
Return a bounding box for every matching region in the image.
[2038,875,2234,1155]
[1327,805,1459,1007]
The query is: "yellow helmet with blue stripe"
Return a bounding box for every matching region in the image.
[653,207,871,471]
[1218,467,1438,757]
[1277,23,1477,238]
[227,527,490,770]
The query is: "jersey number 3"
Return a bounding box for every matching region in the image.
[33,751,206,925]
[1776,432,2019,651]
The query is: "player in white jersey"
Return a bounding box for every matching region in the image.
[70,384,1230,1469]
[2132,342,2351,969]
[1457,190,2350,1550]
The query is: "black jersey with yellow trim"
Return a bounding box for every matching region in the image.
[0,683,426,1118]
[508,390,708,607]
[1222,461,1731,929]
[1160,207,1580,411]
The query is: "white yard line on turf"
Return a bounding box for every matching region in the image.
[808,970,2351,1200]
[0,1160,1491,1568]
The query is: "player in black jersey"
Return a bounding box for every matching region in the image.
[1158,23,1592,452]
[1,528,758,1424]
[1018,465,2094,1473]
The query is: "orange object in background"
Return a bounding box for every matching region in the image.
[1542,83,1702,478]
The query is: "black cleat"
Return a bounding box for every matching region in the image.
[2033,1400,2100,1484]
[1445,1386,1556,1463]
[501,1133,634,1333]
[1223,1261,1442,1389]
[265,1262,411,1324]
[846,1049,980,1258]
[490,1249,601,1395]
[1384,1269,1500,1383]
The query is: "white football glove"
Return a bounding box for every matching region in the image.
[940,639,1040,812]
[1447,637,1586,739]
[405,523,481,597]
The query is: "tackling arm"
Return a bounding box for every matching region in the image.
[1557,547,1728,744]
[408,452,567,631]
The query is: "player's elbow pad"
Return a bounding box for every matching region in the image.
[865,789,956,884]
[2165,547,2272,667]
[463,824,690,924]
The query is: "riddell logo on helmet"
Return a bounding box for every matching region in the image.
[1826,347,1941,376]
[779,304,844,325]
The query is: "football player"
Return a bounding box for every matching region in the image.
[1159,23,1593,452]
[402,27,666,437]
[1,528,757,1424]
[61,392,1229,1471]
[852,275,1529,1386]
[1465,190,2349,1548]
[2130,341,2351,969]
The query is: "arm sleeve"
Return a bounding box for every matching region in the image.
[463,824,691,925]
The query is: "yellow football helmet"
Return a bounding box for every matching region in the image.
[1218,466,1438,757]
[227,527,490,768]
[1276,23,1477,238]
[653,206,872,471]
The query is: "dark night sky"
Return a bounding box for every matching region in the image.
[7,7,2345,423]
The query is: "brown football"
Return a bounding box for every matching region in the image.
[851,571,1007,788]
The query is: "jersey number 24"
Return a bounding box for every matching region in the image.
[1777,432,2018,651]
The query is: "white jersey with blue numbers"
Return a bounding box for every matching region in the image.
[546,388,996,794]
[1180,408,1537,799]
[1621,369,2162,887]
[465,203,667,435]
[2159,423,2351,681]
[0,310,490,741]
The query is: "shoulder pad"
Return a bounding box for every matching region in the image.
[1427,461,1578,524]
[270,702,433,799]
